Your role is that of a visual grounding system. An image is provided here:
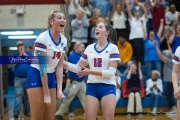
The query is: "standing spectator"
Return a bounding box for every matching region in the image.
[13,41,32,118]
[131,0,145,17]
[146,70,163,115]
[154,41,177,115]
[65,0,78,23]
[165,4,179,26]
[144,0,153,33]
[73,0,92,18]
[55,43,86,120]
[111,1,127,38]
[126,61,143,118]
[144,19,164,78]
[160,25,172,51]
[151,0,166,33]
[71,10,90,45]
[89,8,101,43]
[117,32,133,76]
[168,24,180,54]
[90,0,111,20]
[127,0,148,64]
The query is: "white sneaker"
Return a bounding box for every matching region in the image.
[166,110,177,115]
[69,112,75,117]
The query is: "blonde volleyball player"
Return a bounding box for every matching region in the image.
[64,20,120,120]
[26,11,67,120]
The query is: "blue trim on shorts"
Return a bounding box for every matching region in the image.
[26,67,56,89]
[86,83,116,101]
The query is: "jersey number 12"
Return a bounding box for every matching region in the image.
[94,58,102,67]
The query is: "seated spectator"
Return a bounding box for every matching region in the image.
[126,0,148,64]
[146,70,163,115]
[126,61,143,118]
[165,4,179,26]
[117,32,133,76]
[115,73,121,104]
[154,41,177,115]
[144,19,164,78]
[111,2,127,38]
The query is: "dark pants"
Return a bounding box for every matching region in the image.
[166,82,176,107]
[131,38,144,64]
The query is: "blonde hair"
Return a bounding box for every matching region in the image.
[48,10,62,29]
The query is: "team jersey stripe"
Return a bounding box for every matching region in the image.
[173,55,180,62]
[82,54,87,59]
[63,47,66,51]
[35,42,47,49]
[110,53,120,58]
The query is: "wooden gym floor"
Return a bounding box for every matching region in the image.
[2,87,177,120]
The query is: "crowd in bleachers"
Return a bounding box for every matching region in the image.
[63,0,180,117]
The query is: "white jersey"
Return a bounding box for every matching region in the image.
[80,42,120,86]
[31,30,67,73]
[172,46,180,64]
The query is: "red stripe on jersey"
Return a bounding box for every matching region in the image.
[110,54,120,58]
[82,54,87,59]
[173,55,179,62]
[35,42,47,49]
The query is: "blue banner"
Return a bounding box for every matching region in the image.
[0,56,47,64]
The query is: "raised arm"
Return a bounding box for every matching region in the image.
[138,62,143,80]
[153,41,167,63]
[157,19,164,38]
[138,2,148,18]
[127,3,132,20]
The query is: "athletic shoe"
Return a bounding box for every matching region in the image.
[55,115,64,120]
[69,112,75,117]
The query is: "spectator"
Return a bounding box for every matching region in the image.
[165,4,179,26]
[126,61,143,118]
[126,0,148,64]
[168,23,180,54]
[144,0,153,32]
[160,25,173,51]
[71,10,90,45]
[151,0,166,33]
[65,0,78,23]
[90,0,111,20]
[55,42,86,120]
[111,1,127,38]
[13,41,32,118]
[146,70,163,115]
[144,19,164,78]
[154,41,177,115]
[73,0,92,18]
[131,0,145,17]
[117,32,133,76]
[89,8,101,43]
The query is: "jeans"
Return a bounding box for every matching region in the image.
[13,77,30,115]
[148,92,160,109]
[166,82,177,107]
[146,61,161,78]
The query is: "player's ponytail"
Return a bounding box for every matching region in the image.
[107,25,117,45]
